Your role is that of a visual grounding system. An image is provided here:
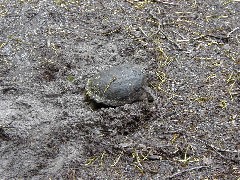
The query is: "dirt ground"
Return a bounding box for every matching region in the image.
[0,0,239,179]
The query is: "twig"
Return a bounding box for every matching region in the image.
[152,0,180,6]
[190,136,240,163]
[149,10,182,50]
[164,166,209,179]
[193,34,229,42]
[167,127,240,163]
[227,27,240,37]
[192,137,239,154]
[138,27,149,38]
[111,151,123,167]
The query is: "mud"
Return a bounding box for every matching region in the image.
[0,0,239,179]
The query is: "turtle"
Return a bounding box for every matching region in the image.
[85,63,154,106]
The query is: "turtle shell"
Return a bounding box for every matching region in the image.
[86,64,146,106]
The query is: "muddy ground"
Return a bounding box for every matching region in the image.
[0,0,239,179]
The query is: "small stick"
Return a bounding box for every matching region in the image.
[149,11,182,50]
[164,166,209,179]
[227,27,240,37]
[190,136,240,163]
[152,0,180,6]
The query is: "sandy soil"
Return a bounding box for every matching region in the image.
[0,0,239,179]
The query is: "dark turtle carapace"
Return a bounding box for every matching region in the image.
[85,64,151,106]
